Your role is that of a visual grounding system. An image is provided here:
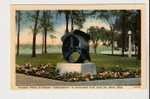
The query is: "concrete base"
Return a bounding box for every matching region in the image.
[56,63,96,75]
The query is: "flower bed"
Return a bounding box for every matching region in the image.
[16,64,140,82]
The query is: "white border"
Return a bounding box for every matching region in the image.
[0,0,149,99]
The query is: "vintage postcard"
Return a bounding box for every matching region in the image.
[10,4,146,89]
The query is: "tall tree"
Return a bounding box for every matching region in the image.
[127,10,141,59]
[120,11,128,56]
[40,11,53,54]
[16,11,21,56]
[43,11,48,54]
[32,11,40,57]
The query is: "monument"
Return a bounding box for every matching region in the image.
[57,30,96,75]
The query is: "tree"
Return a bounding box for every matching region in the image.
[57,10,71,33]
[40,11,53,54]
[70,10,86,31]
[127,10,141,59]
[120,11,128,56]
[96,10,118,55]
[136,11,141,60]
[128,10,141,59]
[32,11,40,57]
[65,11,70,33]
[114,10,141,58]
[99,27,112,46]
[57,10,86,33]
[87,26,99,54]
[87,26,110,54]
[16,11,21,56]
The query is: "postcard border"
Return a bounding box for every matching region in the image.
[10,4,147,90]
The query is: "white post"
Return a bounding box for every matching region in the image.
[128,30,132,58]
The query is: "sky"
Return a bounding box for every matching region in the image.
[17,11,110,45]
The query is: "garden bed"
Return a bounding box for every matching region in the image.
[16,63,140,82]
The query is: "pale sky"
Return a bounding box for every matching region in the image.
[18,16,110,45]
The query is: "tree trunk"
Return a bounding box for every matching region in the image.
[94,48,97,54]
[65,12,69,33]
[44,28,47,54]
[121,12,127,56]
[16,11,20,56]
[71,13,74,31]
[111,27,114,55]
[137,11,141,60]
[93,41,98,54]
[32,11,39,57]
[42,33,44,54]
[134,45,137,55]
[43,11,48,54]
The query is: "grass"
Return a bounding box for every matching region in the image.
[16,53,140,71]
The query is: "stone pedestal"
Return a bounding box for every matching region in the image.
[56,63,96,75]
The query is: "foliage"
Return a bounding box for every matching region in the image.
[115,11,140,46]
[71,10,86,30]
[87,26,111,54]
[56,10,87,32]
[39,11,54,32]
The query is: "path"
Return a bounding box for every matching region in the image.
[16,73,140,86]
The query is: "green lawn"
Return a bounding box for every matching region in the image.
[16,53,140,71]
